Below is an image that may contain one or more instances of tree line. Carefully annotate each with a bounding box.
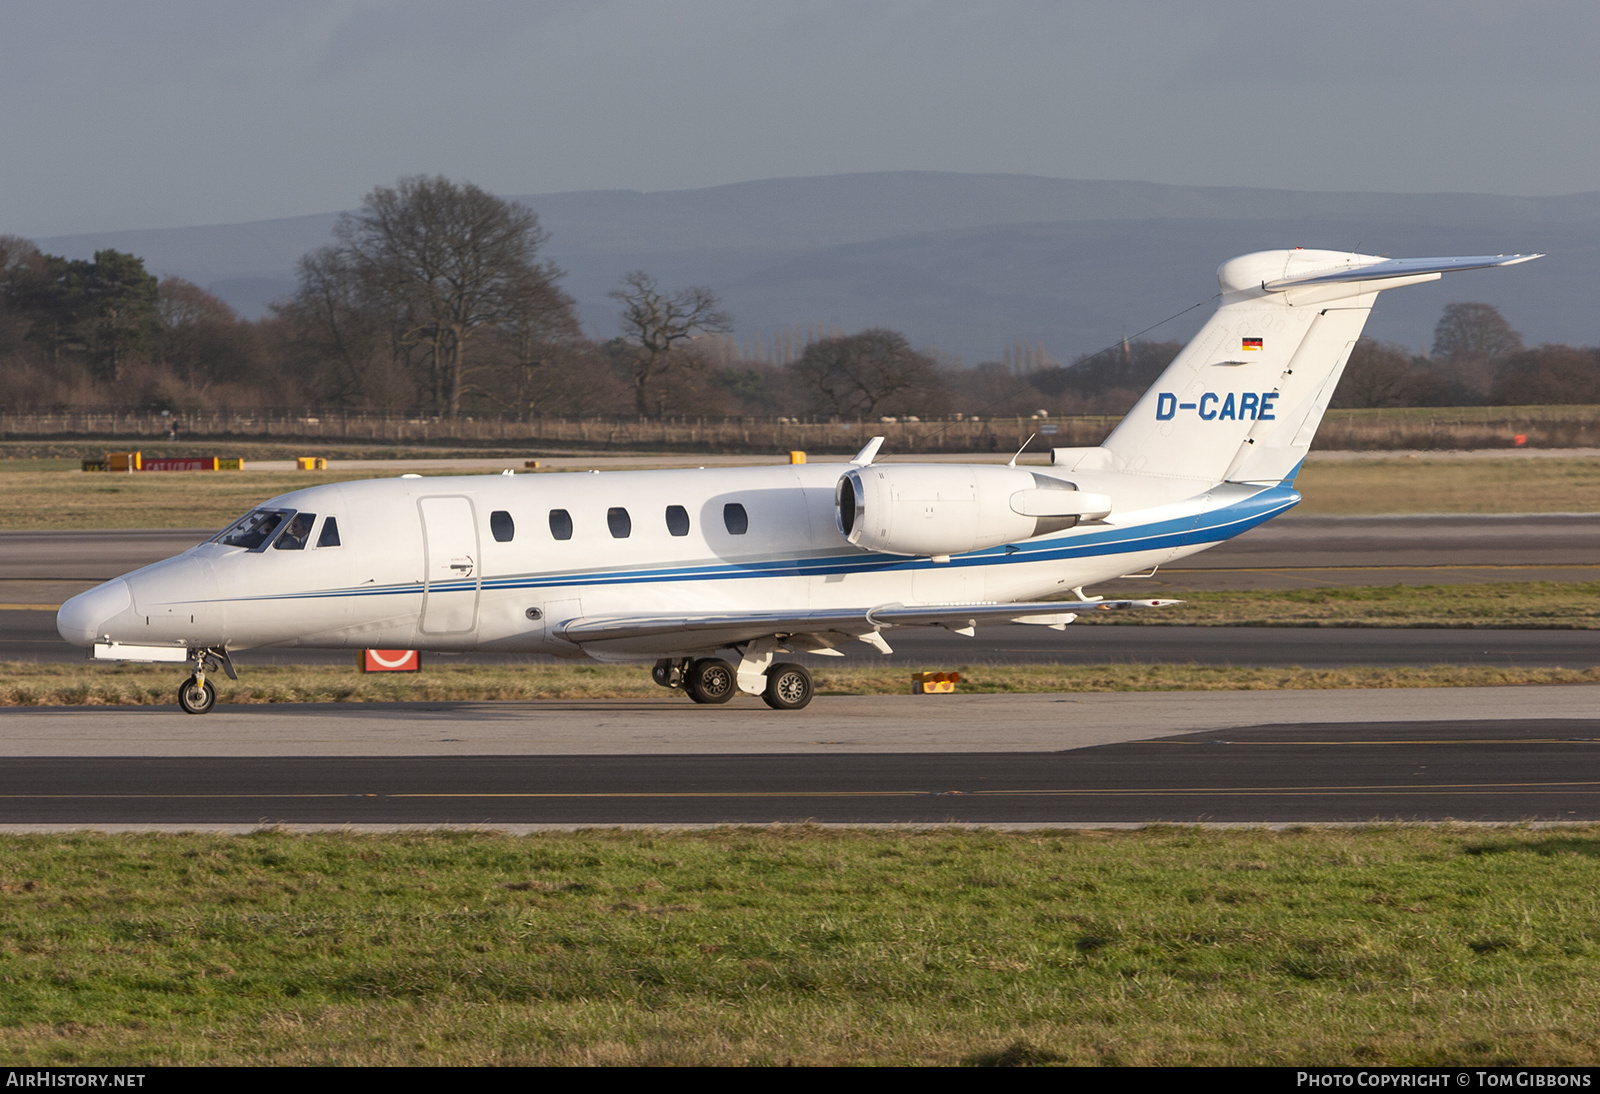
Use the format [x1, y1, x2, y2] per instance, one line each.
[4, 176, 1598, 418]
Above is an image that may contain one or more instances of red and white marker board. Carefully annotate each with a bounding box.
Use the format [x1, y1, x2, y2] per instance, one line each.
[361, 649, 419, 672]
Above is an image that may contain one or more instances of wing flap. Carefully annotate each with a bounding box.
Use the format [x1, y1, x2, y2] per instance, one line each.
[558, 598, 1181, 649]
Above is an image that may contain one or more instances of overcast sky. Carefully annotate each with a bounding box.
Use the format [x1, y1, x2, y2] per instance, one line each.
[5, 0, 1598, 236]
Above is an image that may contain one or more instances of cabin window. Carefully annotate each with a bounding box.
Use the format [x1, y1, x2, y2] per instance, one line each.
[490, 510, 515, 543]
[273, 512, 316, 551]
[317, 516, 341, 548]
[723, 502, 749, 535]
[216, 509, 287, 549]
[665, 505, 690, 536]
[549, 509, 573, 541]
[608, 507, 632, 539]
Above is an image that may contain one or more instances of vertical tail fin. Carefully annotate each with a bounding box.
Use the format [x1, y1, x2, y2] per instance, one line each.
[1099, 249, 1541, 485]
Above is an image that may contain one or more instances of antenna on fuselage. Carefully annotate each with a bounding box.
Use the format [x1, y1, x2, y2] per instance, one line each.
[850, 436, 885, 466]
[1007, 433, 1037, 468]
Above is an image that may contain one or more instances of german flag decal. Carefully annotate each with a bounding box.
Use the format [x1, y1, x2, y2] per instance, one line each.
[1242, 337, 1263, 351]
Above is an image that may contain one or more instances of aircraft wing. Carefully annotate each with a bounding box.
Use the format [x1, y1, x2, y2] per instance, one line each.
[557, 598, 1181, 654]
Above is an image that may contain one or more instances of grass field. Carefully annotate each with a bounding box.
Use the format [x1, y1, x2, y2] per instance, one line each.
[1094, 581, 1600, 628]
[4, 660, 1598, 707]
[1291, 456, 1600, 515]
[0, 454, 1595, 530]
[1, 827, 1597, 1065]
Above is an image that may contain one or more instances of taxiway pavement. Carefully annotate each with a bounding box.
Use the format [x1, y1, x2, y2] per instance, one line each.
[1, 688, 1596, 825]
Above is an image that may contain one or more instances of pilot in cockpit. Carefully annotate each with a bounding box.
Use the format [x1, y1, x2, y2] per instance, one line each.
[274, 513, 316, 551]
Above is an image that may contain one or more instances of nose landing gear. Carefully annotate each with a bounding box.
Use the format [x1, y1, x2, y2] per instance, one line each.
[176, 648, 235, 715]
[178, 675, 217, 715]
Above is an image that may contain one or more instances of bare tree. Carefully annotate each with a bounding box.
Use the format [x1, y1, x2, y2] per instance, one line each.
[328, 175, 571, 417]
[790, 329, 946, 418]
[1432, 302, 1523, 361]
[501, 263, 584, 419]
[277, 245, 419, 409]
[1490, 345, 1600, 405]
[152, 278, 245, 386]
[610, 271, 732, 418]
[1332, 339, 1418, 408]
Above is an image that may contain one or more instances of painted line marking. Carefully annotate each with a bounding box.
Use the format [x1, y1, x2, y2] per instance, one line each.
[1144, 738, 1600, 746]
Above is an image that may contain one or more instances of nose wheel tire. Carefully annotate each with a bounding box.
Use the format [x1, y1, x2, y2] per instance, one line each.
[177, 676, 217, 715]
[762, 663, 814, 711]
[685, 658, 737, 704]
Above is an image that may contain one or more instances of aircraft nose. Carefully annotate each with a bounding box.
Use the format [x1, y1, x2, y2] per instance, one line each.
[57, 578, 132, 646]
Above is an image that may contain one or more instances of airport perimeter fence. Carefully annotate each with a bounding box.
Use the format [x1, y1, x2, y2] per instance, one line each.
[0, 406, 1596, 454]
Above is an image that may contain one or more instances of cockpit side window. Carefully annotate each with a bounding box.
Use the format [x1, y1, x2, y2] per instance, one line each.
[216, 509, 289, 550]
[274, 512, 316, 550]
[317, 516, 341, 548]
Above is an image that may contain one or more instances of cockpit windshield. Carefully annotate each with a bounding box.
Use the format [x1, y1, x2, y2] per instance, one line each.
[214, 509, 292, 550]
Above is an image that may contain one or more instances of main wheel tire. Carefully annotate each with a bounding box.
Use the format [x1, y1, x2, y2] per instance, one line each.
[177, 676, 217, 715]
[651, 659, 675, 688]
[762, 662, 814, 711]
[685, 658, 737, 704]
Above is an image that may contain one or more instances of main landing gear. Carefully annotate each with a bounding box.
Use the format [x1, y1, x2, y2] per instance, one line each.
[761, 663, 814, 711]
[652, 657, 815, 710]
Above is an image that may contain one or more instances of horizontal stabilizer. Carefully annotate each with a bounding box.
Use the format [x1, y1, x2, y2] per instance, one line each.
[1261, 253, 1542, 292]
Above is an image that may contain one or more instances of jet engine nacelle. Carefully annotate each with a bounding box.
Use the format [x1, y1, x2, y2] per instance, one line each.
[835, 464, 1112, 558]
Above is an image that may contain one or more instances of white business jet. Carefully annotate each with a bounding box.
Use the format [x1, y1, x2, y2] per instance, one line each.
[57, 249, 1539, 713]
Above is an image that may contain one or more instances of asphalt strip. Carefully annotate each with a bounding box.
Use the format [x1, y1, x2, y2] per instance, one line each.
[1, 684, 1595, 757]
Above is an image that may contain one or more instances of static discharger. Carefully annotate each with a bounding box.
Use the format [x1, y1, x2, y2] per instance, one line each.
[912, 671, 960, 695]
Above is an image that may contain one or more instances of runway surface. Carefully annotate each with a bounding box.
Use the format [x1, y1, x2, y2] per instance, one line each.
[1, 688, 1596, 825]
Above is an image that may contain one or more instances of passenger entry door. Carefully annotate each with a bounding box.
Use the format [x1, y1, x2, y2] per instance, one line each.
[418, 496, 481, 635]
